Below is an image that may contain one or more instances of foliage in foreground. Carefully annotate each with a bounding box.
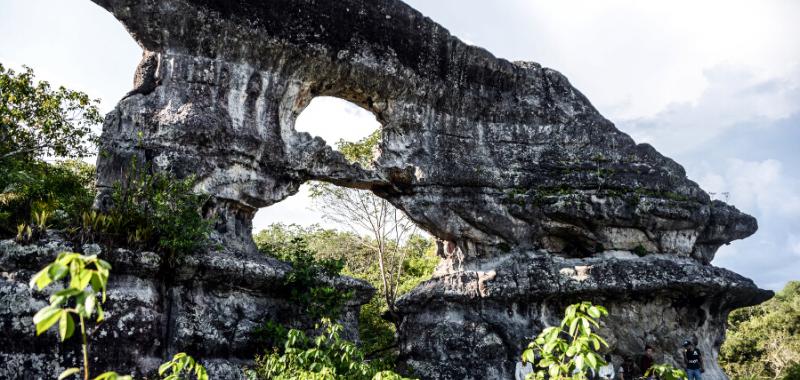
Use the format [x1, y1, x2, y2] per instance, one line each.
[645, 363, 688, 380]
[31, 251, 208, 380]
[721, 281, 800, 379]
[247, 319, 412, 380]
[521, 302, 610, 380]
[522, 302, 688, 380]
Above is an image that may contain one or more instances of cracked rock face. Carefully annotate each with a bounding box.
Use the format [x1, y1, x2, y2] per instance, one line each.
[72, 0, 773, 379]
[0, 238, 372, 379]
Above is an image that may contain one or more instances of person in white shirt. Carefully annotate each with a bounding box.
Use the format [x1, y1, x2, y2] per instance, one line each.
[598, 354, 616, 380]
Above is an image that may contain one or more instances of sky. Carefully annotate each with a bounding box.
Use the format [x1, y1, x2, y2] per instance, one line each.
[1, 0, 798, 290]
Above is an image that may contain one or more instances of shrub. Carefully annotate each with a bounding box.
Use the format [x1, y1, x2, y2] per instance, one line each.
[632, 245, 647, 257]
[0, 159, 95, 238]
[105, 163, 213, 258]
[247, 319, 412, 380]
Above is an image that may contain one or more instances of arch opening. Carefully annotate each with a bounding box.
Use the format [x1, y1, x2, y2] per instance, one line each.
[252, 96, 439, 352]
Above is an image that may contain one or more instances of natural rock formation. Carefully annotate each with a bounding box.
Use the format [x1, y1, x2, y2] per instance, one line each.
[397, 252, 769, 379]
[0, 236, 371, 379]
[90, 0, 754, 264]
[1, 0, 772, 379]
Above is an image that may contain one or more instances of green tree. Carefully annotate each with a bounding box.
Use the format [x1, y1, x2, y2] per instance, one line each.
[721, 281, 800, 379]
[310, 130, 425, 319]
[0, 63, 100, 238]
[0, 63, 101, 161]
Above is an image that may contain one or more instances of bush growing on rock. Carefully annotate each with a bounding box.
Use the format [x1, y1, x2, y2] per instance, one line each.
[246, 318, 413, 380]
[103, 163, 213, 258]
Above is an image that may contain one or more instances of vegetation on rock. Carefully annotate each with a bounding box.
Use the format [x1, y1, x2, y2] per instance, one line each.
[1, 64, 213, 257]
[247, 319, 412, 380]
[253, 223, 437, 367]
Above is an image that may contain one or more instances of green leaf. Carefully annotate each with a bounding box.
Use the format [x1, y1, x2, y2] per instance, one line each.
[84, 293, 97, 316]
[58, 367, 81, 379]
[522, 348, 536, 364]
[158, 361, 172, 375]
[587, 306, 601, 319]
[586, 352, 598, 368]
[575, 354, 585, 370]
[48, 262, 69, 281]
[78, 269, 92, 290]
[30, 266, 53, 290]
[52, 287, 82, 299]
[33, 307, 61, 335]
[569, 318, 579, 336]
[58, 310, 75, 341]
[548, 364, 560, 378]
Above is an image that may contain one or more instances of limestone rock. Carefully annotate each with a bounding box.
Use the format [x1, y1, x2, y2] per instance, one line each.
[56, 1, 774, 379]
[396, 252, 771, 379]
[91, 0, 754, 264]
[0, 238, 372, 379]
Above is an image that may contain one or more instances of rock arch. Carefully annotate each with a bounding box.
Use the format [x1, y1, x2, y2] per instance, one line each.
[79, 0, 773, 379]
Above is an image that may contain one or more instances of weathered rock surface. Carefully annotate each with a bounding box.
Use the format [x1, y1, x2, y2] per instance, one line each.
[91, 0, 754, 264]
[397, 252, 771, 379]
[0, 237, 372, 379]
[4, 0, 766, 379]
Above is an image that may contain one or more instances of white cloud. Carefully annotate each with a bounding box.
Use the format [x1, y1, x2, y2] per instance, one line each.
[517, 0, 800, 120]
[695, 158, 800, 217]
[618, 66, 800, 156]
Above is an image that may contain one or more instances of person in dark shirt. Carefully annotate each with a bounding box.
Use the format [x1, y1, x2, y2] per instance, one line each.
[640, 345, 655, 379]
[683, 340, 704, 380]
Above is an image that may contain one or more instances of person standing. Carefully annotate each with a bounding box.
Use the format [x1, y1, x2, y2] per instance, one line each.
[639, 345, 655, 379]
[682, 340, 705, 380]
[617, 356, 633, 380]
